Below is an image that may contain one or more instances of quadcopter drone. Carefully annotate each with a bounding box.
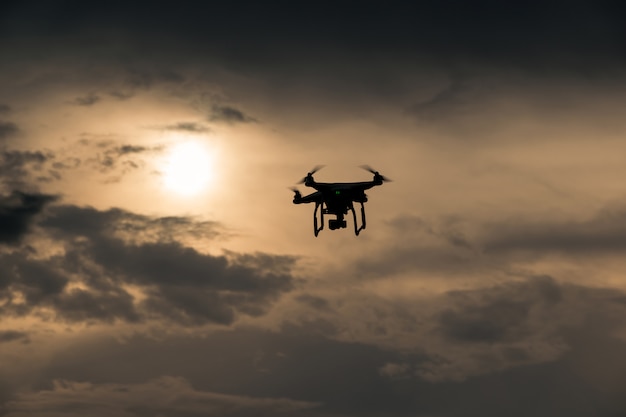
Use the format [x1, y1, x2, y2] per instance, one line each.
[291, 165, 391, 236]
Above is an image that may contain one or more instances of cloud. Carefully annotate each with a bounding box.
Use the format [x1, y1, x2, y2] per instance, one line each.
[0, 121, 19, 140]
[436, 276, 562, 345]
[3, 376, 320, 417]
[77, 141, 158, 179]
[482, 205, 626, 254]
[31, 325, 416, 416]
[366, 206, 626, 282]
[24, 310, 626, 417]
[84, 238, 293, 325]
[0, 204, 295, 325]
[0, 191, 57, 245]
[408, 80, 473, 124]
[209, 105, 257, 124]
[0, 104, 11, 114]
[109, 69, 186, 100]
[72, 93, 101, 106]
[162, 122, 212, 133]
[0, 149, 62, 188]
[0, 330, 29, 344]
[295, 294, 331, 311]
[115, 145, 149, 155]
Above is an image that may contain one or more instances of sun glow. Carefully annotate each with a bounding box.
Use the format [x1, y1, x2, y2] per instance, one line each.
[163, 141, 214, 196]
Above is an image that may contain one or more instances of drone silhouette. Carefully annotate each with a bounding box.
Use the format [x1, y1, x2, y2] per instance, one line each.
[291, 165, 391, 236]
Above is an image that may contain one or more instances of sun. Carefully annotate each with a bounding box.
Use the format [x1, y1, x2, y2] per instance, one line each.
[162, 141, 214, 196]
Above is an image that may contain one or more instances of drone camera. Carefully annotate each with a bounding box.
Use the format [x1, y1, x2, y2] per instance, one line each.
[329, 219, 347, 230]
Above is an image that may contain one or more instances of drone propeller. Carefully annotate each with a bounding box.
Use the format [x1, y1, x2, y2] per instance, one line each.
[298, 165, 325, 184]
[359, 165, 392, 182]
[289, 187, 302, 198]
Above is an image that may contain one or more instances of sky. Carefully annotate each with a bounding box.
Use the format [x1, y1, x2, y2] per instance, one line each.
[2, 1, 626, 416]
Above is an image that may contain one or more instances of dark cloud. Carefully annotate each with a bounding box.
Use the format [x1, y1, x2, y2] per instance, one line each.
[20, 303, 626, 417]
[437, 276, 563, 344]
[0, 121, 18, 140]
[296, 294, 331, 311]
[162, 122, 211, 133]
[115, 145, 148, 155]
[0, 104, 11, 113]
[483, 205, 626, 254]
[124, 69, 153, 90]
[351, 215, 479, 280]
[209, 105, 257, 124]
[0, 149, 60, 187]
[83, 238, 293, 325]
[0, 149, 48, 171]
[157, 70, 185, 84]
[108, 90, 134, 100]
[80, 142, 156, 177]
[0, 249, 140, 323]
[370, 207, 626, 281]
[4, 376, 320, 417]
[0, 204, 295, 325]
[43, 205, 222, 243]
[11, 256, 69, 304]
[0, 330, 29, 344]
[407, 80, 481, 128]
[52, 288, 140, 323]
[72, 93, 101, 106]
[107, 69, 185, 100]
[0, 191, 57, 244]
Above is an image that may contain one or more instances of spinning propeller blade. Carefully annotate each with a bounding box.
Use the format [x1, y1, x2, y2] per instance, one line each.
[298, 165, 325, 183]
[359, 165, 392, 182]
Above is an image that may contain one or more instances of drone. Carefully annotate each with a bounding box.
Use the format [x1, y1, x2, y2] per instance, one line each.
[291, 165, 391, 236]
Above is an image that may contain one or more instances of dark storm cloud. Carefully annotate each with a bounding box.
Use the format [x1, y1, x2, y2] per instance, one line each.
[0, 191, 56, 244]
[72, 93, 101, 106]
[0, 121, 18, 140]
[1, 204, 295, 325]
[209, 105, 257, 124]
[0, 104, 11, 113]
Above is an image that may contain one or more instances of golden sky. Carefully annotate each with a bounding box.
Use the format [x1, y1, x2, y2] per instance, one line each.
[2, 2, 626, 416]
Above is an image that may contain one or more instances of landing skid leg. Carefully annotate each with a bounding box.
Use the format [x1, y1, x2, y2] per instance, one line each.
[313, 202, 324, 237]
[350, 202, 367, 236]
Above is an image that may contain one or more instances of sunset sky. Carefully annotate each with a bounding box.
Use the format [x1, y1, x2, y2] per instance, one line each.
[2, 1, 626, 416]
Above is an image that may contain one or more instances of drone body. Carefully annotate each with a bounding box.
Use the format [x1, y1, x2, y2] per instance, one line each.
[291, 166, 390, 236]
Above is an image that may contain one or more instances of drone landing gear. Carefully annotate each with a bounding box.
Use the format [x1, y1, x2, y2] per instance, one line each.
[313, 201, 324, 237]
[350, 202, 366, 236]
